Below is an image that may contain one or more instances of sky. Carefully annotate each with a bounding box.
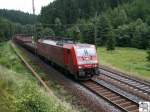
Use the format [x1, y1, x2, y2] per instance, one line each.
[0, 0, 54, 14]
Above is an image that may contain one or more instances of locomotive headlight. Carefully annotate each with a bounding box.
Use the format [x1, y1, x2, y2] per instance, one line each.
[93, 64, 98, 67]
[95, 60, 98, 63]
[94, 64, 98, 67]
[78, 66, 82, 69]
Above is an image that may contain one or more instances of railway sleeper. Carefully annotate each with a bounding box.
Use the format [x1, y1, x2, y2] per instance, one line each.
[122, 81, 132, 84]
[105, 93, 117, 97]
[92, 86, 103, 90]
[137, 84, 146, 88]
[87, 84, 98, 88]
[147, 89, 150, 91]
[97, 90, 108, 93]
[113, 99, 126, 104]
[85, 82, 98, 86]
[94, 88, 106, 92]
[129, 109, 139, 112]
[102, 92, 113, 97]
[141, 86, 150, 89]
[105, 93, 116, 97]
[119, 102, 132, 107]
[109, 96, 121, 101]
[124, 105, 138, 111]
[130, 83, 140, 86]
[100, 91, 112, 95]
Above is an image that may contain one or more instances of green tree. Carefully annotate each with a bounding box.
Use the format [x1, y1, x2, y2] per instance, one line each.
[131, 18, 149, 49]
[0, 18, 5, 42]
[39, 0, 150, 49]
[0, 33, 5, 42]
[0, 18, 13, 40]
[42, 27, 55, 37]
[108, 8, 128, 28]
[147, 42, 150, 62]
[54, 18, 63, 36]
[97, 15, 112, 46]
[115, 24, 131, 47]
[0, 9, 37, 25]
[106, 29, 116, 51]
[73, 26, 80, 41]
[40, 0, 131, 25]
[79, 21, 95, 44]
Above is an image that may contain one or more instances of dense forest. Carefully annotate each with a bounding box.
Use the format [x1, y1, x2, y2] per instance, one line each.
[0, 9, 37, 25]
[0, 9, 37, 42]
[0, 0, 150, 50]
[40, 0, 134, 24]
[0, 17, 35, 41]
[0, 9, 55, 42]
[40, 0, 150, 49]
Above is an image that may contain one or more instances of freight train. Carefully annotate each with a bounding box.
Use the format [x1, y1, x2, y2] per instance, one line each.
[13, 34, 100, 80]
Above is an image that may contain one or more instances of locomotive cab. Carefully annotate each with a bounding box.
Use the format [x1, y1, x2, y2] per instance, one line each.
[74, 44, 99, 79]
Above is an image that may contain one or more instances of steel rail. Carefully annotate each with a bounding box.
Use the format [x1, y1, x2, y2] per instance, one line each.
[81, 79, 139, 112]
[99, 73, 150, 99]
[99, 66, 150, 87]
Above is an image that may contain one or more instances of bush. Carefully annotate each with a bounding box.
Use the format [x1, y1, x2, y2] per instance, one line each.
[0, 65, 76, 112]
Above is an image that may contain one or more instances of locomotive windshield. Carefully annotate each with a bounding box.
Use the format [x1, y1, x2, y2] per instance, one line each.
[76, 48, 96, 56]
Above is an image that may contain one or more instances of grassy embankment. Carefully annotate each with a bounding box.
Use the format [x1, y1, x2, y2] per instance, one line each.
[0, 42, 77, 112]
[98, 47, 150, 81]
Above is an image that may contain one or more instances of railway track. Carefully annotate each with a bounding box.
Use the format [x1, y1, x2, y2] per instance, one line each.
[82, 79, 139, 112]
[99, 66, 150, 101]
[12, 42, 146, 112]
[12, 42, 115, 112]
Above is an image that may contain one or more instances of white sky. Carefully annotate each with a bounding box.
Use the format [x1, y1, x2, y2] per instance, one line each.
[0, 0, 54, 14]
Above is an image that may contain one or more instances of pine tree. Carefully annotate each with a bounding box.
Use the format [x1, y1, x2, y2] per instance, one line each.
[54, 18, 63, 36]
[97, 15, 112, 46]
[73, 26, 80, 41]
[81, 22, 95, 44]
[106, 30, 116, 51]
[42, 27, 55, 37]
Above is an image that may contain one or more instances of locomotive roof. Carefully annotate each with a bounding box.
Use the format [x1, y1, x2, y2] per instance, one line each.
[39, 39, 95, 49]
[74, 44, 94, 47]
[42, 40, 57, 45]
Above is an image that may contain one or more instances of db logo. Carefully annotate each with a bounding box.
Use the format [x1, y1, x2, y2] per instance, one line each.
[139, 102, 150, 112]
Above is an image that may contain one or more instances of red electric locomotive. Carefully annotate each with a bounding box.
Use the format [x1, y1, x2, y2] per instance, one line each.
[14, 35, 100, 80]
[37, 39, 99, 80]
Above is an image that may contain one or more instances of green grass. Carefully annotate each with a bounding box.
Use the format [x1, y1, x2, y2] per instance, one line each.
[97, 47, 150, 80]
[0, 42, 35, 80]
[0, 42, 78, 112]
[0, 65, 77, 112]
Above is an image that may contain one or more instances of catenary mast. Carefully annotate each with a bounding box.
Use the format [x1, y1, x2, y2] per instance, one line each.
[32, 0, 35, 15]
